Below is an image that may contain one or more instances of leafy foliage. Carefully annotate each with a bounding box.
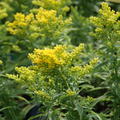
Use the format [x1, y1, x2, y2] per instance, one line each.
[0, 0, 120, 120]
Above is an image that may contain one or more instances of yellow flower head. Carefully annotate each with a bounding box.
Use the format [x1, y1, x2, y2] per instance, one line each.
[32, 0, 71, 14]
[28, 45, 67, 69]
[34, 90, 51, 99]
[0, 9, 8, 19]
[6, 44, 98, 103]
[7, 12, 34, 35]
[28, 44, 85, 70]
[66, 90, 76, 96]
[0, 60, 3, 65]
[70, 58, 99, 76]
[90, 2, 120, 41]
[7, 8, 71, 43]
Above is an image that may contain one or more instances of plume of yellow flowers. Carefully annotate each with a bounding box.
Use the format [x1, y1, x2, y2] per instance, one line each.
[90, 2, 120, 43]
[34, 90, 51, 99]
[32, 0, 71, 14]
[0, 60, 3, 65]
[7, 13, 34, 35]
[66, 89, 76, 96]
[7, 8, 71, 43]
[71, 58, 99, 77]
[0, 2, 13, 20]
[0, 9, 8, 20]
[7, 44, 98, 101]
[28, 44, 84, 70]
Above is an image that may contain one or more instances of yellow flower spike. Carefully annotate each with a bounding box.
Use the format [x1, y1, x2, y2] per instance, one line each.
[7, 8, 71, 42]
[6, 44, 98, 103]
[15, 67, 36, 82]
[90, 58, 99, 65]
[70, 44, 84, 59]
[90, 17, 102, 27]
[70, 66, 82, 72]
[0, 9, 8, 19]
[54, 45, 66, 55]
[28, 47, 64, 69]
[90, 2, 120, 44]
[15, 13, 25, 21]
[6, 74, 20, 82]
[32, 0, 71, 14]
[0, 60, 3, 65]
[34, 90, 51, 99]
[90, 2, 119, 27]
[66, 90, 76, 96]
[28, 44, 85, 71]
[70, 58, 99, 77]
[25, 13, 34, 22]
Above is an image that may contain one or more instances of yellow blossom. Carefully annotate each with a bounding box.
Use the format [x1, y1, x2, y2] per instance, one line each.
[34, 90, 51, 99]
[90, 58, 99, 65]
[66, 90, 76, 96]
[0, 9, 8, 19]
[90, 2, 120, 42]
[6, 44, 98, 103]
[28, 44, 85, 70]
[12, 45, 21, 52]
[32, 0, 71, 14]
[7, 8, 71, 43]
[0, 1, 13, 19]
[28, 45, 67, 69]
[0, 60, 3, 65]
[71, 58, 99, 76]
[70, 43, 84, 59]
[14, 67, 36, 82]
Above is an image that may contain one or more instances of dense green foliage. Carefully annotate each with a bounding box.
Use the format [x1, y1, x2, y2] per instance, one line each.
[0, 0, 120, 120]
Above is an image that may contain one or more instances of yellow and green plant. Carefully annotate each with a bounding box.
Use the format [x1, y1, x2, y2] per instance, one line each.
[7, 44, 99, 119]
[7, 8, 71, 46]
[32, 0, 71, 15]
[90, 2, 120, 119]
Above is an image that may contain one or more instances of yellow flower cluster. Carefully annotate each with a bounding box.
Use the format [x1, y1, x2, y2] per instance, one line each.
[32, 0, 71, 14]
[12, 45, 21, 52]
[7, 13, 34, 35]
[28, 44, 84, 69]
[71, 43, 84, 58]
[90, 2, 120, 26]
[90, 2, 120, 40]
[71, 58, 99, 76]
[0, 2, 13, 19]
[66, 90, 76, 96]
[7, 8, 71, 41]
[0, 9, 8, 19]
[7, 67, 36, 84]
[29, 46, 65, 69]
[7, 44, 98, 101]
[0, 60, 3, 65]
[34, 90, 51, 99]
[15, 67, 36, 81]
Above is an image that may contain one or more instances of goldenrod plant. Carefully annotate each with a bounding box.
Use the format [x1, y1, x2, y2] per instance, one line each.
[0, 0, 71, 119]
[107, 0, 120, 3]
[7, 8, 71, 46]
[0, 0, 120, 119]
[90, 2, 120, 119]
[0, 0, 33, 21]
[0, 1, 13, 20]
[32, 0, 71, 15]
[7, 44, 100, 120]
[0, 0, 71, 74]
